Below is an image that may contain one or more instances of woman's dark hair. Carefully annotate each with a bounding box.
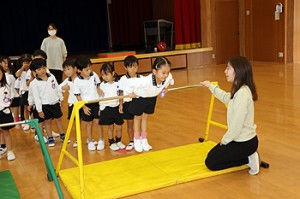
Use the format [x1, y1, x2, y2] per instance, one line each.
[0, 66, 8, 87]
[74, 56, 92, 70]
[100, 62, 119, 81]
[228, 56, 258, 101]
[124, 55, 138, 68]
[48, 23, 57, 30]
[152, 56, 171, 70]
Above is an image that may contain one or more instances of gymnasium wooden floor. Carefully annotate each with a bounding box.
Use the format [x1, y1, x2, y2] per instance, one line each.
[1, 62, 300, 199]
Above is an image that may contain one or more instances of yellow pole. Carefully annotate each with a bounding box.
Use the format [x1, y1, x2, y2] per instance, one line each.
[74, 101, 86, 199]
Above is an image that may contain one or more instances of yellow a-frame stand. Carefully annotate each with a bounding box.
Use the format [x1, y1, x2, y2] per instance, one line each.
[201, 82, 227, 142]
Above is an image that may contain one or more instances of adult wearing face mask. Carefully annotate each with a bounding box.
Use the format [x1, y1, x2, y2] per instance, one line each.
[41, 23, 67, 84]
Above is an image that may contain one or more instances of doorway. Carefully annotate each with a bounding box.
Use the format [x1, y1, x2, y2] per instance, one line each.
[215, 0, 240, 64]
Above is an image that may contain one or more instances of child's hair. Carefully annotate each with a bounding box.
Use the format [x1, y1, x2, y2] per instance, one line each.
[74, 56, 92, 71]
[100, 62, 119, 81]
[0, 56, 9, 64]
[152, 56, 171, 70]
[62, 58, 75, 69]
[30, 58, 46, 71]
[0, 56, 17, 76]
[32, 49, 47, 60]
[20, 53, 32, 63]
[227, 56, 258, 101]
[0, 66, 8, 87]
[124, 55, 139, 68]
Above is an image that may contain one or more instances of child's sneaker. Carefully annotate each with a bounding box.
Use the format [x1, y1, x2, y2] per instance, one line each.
[0, 147, 7, 155]
[60, 134, 71, 143]
[73, 141, 78, 148]
[22, 124, 30, 131]
[116, 141, 126, 149]
[34, 134, 48, 143]
[96, 140, 105, 151]
[86, 138, 98, 145]
[141, 138, 152, 151]
[125, 142, 134, 151]
[109, 143, 120, 151]
[7, 150, 16, 161]
[52, 131, 60, 138]
[88, 142, 96, 151]
[48, 137, 55, 147]
[134, 138, 143, 152]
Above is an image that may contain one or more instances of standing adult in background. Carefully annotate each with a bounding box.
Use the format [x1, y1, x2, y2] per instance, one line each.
[41, 23, 67, 84]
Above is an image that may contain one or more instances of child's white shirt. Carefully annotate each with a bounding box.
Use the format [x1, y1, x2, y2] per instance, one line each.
[73, 72, 101, 101]
[29, 73, 63, 112]
[18, 70, 29, 94]
[125, 73, 174, 97]
[119, 74, 143, 102]
[5, 73, 19, 98]
[99, 81, 120, 111]
[0, 77, 14, 111]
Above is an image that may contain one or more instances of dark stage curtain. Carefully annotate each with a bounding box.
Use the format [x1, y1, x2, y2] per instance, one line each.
[0, 1, 109, 56]
[174, 0, 201, 50]
[109, 0, 153, 51]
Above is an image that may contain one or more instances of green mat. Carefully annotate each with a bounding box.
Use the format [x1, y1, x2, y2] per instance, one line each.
[0, 170, 21, 199]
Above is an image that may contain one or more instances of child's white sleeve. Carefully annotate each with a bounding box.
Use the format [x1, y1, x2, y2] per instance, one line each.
[30, 81, 43, 112]
[28, 86, 34, 106]
[55, 79, 64, 101]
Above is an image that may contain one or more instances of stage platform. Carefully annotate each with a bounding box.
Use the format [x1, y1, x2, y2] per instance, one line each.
[90, 47, 214, 75]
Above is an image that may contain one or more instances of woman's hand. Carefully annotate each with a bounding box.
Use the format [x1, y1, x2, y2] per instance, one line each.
[200, 81, 211, 88]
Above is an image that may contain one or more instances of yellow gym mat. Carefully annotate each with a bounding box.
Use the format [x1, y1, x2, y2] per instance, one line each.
[59, 141, 247, 199]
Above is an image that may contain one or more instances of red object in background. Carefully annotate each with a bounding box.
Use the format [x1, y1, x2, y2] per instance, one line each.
[157, 42, 167, 51]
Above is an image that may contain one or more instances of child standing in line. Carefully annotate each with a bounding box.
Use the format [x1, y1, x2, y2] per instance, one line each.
[0, 56, 20, 129]
[126, 56, 174, 152]
[29, 58, 66, 147]
[99, 63, 125, 151]
[119, 55, 141, 150]
[27, 50, 60, 143]
[73, 56, 104, 151]
[0, 66, 16, 160]
[59, 59, 80, 148]
[15, 54, 32, 131]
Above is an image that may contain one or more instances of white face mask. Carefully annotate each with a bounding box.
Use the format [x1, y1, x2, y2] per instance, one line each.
[48, 30, 57, 36]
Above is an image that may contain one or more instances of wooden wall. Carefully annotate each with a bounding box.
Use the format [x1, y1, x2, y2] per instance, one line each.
[294, 1, 300, 63]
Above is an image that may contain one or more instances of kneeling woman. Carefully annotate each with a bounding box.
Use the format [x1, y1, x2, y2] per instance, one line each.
[200, 56, 260, 175]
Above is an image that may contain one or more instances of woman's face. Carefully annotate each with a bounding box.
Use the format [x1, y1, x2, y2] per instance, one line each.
[225, 63, 235, 82]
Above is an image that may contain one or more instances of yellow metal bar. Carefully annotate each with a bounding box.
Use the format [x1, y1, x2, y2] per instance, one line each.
[74, 101, 86, 199]
[204, 92, 215, 141]
[56, 102, 76, 175]
[62, 149, 79, 166]
[209, 121, 228, 129]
